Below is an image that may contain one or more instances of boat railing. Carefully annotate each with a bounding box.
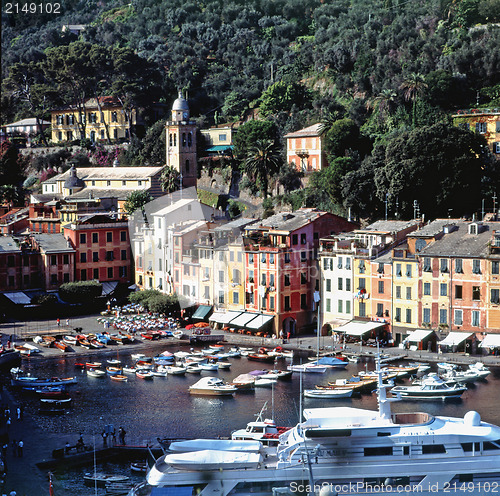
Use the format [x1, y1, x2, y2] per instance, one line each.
[392, 412, 433, 425]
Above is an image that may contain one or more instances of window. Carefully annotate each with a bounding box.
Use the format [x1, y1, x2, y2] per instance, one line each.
[249, 270, 254, 283]
[337, 257, 343, 269]
[121, 249, 127, 260]
[301, 273, 307, 285]
[93, 269, 99, 280]
[103, 231, 112, 243]
[175, 270, 179, 282]
[338, 300, 343, 313]
[230, 251, 234, 262]
[406, 287, 412, 300]
[301, 294, 307, 309]
[345, 300, 351, 314]
[219, 270, 224, 283]
[406, 264, 412, 277]
[261, 296, 267, 309]
[158, 259, 162, 271]
[238, 252, 242, 263]
[491, 289, 500, 304]
[63, 254, 69, 265]
[108, 267, 113, 279]
[63, 273, 70, 283]
[326, 279, 331, 292]
[233, 269, 241, 284]
[81, 269, 87, 281]
[219, 251, 224, 262]
[269, 253, 275, 264]
[111, 111, 118, 123]
[378, 280, 384, 294]
[269, 273, 275, 287]
[120, 231, 127, 242]
[80, 253, 87, 263]
[345, 258, 351, 270]
[358, 278, 366, 290]
[439, 309, 447, 324]
[261, 253, 266, 264]
[471, 310, 479, 327]
[292, 234, 298, 245]
[93, 252, 99, 262]
[359, 301, 366, 317]
[376, 303, 384, 317]
[92, 232, 98, 243]
[472, 260, 481, 274]
[395, 307, 401, 322]
[269, 296, 275, 311]
[261, 273, 267, 286]
[424, 282, 431, 296]
[405, 309, 412, 324]
[440, 283, 447, 296]
[105, 251, 114, 261]
[218, 291, 224, 304]
[300, 233, 306, 244]
[284, 253, 290, 263]
[326, 299, 331, 312]
[493, 261, 500, 275]
[249, 253, 254, 264]
[440, 259, 448, 273]
[338, 278, 343, 291]
[454, 309, 463, 326]
[300, 251, 307, 262]
[284, 296, 291, 311]
[455, 285, 463, 299]
[358, 260, 365, 273]
[495, 142, 500, 154]
[233, 292, 239, 304]
[455, 258, 463, 273]
[423, 257, 432, 272]
[218, 133, 226, 141]
[346, 278, 351, 291]
[284, 274, 290, 286]
[396, 263, 402, 277]
[204, 286, 210, 299]
[475, 122, 486, 134]
[472, 286, 480, 301]
[119, 266, 127, 278]
[80, 233, 86, 244]
[423, 307, 430, 324]
[396, 286, 401, 299]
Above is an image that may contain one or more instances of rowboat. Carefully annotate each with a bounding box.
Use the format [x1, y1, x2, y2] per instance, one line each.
[54, 341, 69, 352]
[110, 374, 128, 382]
[83, 473, 130, 487]
[87, 369, 105, 378]
[107, 359, 122, 366]
[63, 335, 78, 346]
[136, 369, 154, 380]
[304, 388, 353, 399]
[86, 362, 102, 368]
[106, 366, 122, 376]
[130, 462, 147, 473]
[122, 366, 137, 374]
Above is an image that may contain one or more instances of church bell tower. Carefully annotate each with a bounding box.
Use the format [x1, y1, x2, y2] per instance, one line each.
[165, 91, 197, 189]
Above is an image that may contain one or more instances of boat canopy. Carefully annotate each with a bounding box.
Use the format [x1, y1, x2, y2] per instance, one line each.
[169, 439, 262, 453]
[438, 331, 473, 346]
[479, 333, 500, 348]
[405, 329, 434, 342]
[191, 305, 213, 321]
[3, 292, 31, 305]
[314, 357, 348, 366]
[336, 321, 384, 336]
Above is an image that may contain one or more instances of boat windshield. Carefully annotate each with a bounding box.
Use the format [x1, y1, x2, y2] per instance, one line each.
[392, 412, 433, 425]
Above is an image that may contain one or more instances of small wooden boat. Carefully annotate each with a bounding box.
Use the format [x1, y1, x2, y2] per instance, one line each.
[136, 369, 154, 380]
[247, 354, 276, 363]
[304, 388, 353, 399]
[185, 365, 202, 374]
[106, 366, 122, 376]
[38, 335, 56, 347]
[63, 335, 78, 346]
[90, 339, 105, 349]
[86, 362, 102, 369]
[122, 366, 137, 374]
[40, 396, 72, 405]
[110, 374, 128, 382]
[53, 341, 69, 352]
[130, 461, 147, 473]
[166, 366, 187, 375]
[83, 473, 130, 487]
[35, 388, 70, 399]
[15, 343, 40, 356]
[87, 369, 105, 378]
[107, 359, 122, 366]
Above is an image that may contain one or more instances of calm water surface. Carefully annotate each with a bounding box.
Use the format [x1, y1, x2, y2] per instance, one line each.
[15, 343, 500, 494]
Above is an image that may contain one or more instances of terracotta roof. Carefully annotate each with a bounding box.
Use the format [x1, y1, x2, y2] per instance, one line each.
[284, 123, 322, 138]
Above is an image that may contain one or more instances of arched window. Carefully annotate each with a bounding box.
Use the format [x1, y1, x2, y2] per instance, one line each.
[185, 159, 190, 173]
[169, 133, 173, 146]
[187, 132, 192, 147]
[173, 133, 176, 146]
[182, 133, 186, 147]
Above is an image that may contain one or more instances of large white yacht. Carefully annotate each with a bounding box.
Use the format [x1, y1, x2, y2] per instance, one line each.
[129, 359, 500, 496]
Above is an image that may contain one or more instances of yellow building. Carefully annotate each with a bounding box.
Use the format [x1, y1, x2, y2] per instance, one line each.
[452, 108, 500, 158]
[51, 97, 137, 144]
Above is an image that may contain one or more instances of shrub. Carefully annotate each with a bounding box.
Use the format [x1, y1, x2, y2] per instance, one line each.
[31, 293, 58, 306]
[59, 280, 102, 303]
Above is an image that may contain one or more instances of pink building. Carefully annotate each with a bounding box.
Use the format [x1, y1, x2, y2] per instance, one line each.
[284, 123, 327, 173]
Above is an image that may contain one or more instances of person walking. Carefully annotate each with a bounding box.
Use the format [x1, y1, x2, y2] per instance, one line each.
[56, 318, 60, 327]
[101, 431, 108, 448]
[17, 440, 23, 457]
[16, 408, 21, 421]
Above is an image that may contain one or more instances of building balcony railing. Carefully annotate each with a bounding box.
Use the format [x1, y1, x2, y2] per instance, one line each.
[453, 108, 500, 116]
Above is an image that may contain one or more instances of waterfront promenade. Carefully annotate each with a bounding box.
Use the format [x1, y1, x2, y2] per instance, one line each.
[1, 313, 499, 494]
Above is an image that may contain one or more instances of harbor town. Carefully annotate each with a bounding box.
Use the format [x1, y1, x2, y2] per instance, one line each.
[2, 0, 500, 493]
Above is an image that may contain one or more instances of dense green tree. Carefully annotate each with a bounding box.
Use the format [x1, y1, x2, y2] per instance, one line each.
[233, 120, 279, 162]
[59, 280, 103, 303]
[399, 73, 428, 128]
[278, 163, 304, 194]
[258, 81, 309, 118]
[160, 166, 181, 193]
[123, 190, 153, 215]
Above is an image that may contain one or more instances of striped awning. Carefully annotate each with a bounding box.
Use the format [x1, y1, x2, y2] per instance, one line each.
[246, 314, 274, 330]
[336, 321, 385, 336]
[479, 334, 500, 348]
[406, 329, 434, 342]
[209, 311, 242, 324]
[438, 332, 473, 346]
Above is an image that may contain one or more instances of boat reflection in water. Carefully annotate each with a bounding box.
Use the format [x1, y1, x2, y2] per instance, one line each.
[128, 357, 500, 496]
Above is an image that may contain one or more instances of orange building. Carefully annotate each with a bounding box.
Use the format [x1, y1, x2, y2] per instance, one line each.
[284, 123, 327, 173]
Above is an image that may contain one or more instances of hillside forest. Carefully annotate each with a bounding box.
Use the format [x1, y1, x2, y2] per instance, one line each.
[1, 0, 499, 221]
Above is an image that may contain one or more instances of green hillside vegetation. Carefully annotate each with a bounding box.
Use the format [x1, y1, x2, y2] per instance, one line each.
[1, 0, 499, 220]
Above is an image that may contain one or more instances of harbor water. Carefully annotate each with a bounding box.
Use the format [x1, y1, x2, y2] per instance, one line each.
[12, 343, 500, 494]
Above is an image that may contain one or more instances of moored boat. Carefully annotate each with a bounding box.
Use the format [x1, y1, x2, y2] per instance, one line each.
[53, 340, 69, 352]
[304, 388, 353, 399]
[189, 377, 237, 396]
[110, 374, 128, 382]
[87, 369, 105, 378]
[106, 366, 122, 376]
[83, 473, 130, 487]
[136, 369, 154, 380]
[391, 374, 467, 399]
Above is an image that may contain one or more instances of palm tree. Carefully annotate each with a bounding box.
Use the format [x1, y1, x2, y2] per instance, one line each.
[244, 139, 282, 199]
[368, 89, 398, 117]
[400, 72, 428, 127]
[160, 166, 180, 193]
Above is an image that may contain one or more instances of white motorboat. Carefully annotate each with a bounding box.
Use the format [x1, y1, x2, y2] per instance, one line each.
[437, 362, 458, 371]
[152, 366, 168, 377]
[83, 473, 130, 487]
[408, 361, 431, 373]
[469, 362, 490, 378]
[198, 360, 218, 371]
[391, 374, 467, 399]
[140, 356, 500, 496]
[185, 364, 202, 374]
[287, 363, 327, 373]
[188, 377, 237, 396]
[166, 366, 187, 376]
[87, 369, 105, 378]
[304, 388, 353, 399]
[441, 368, 483, 383]
[217, 360, 232, 369]
[122, 366, 137, 374]
[253, 377, 277, 387]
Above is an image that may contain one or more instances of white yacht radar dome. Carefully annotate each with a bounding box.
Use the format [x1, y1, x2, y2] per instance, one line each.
[464, 410, 481, 426]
